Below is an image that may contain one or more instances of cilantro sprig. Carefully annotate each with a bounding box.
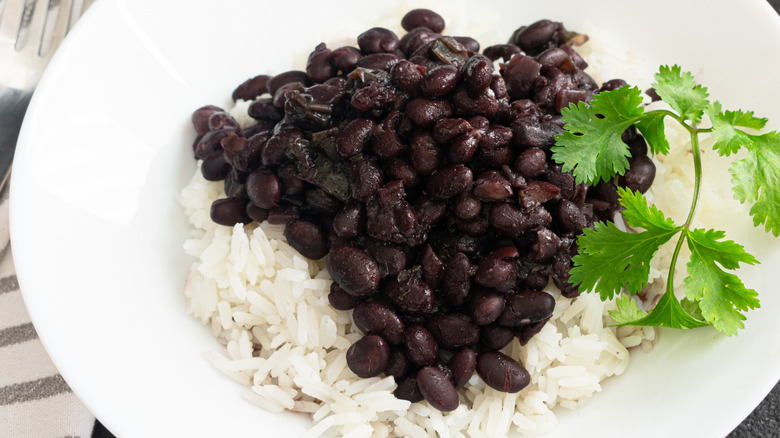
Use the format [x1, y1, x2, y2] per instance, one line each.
[551, 65, 778, 336]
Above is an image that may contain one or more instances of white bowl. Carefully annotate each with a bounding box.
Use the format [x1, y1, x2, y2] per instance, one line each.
[11, 0, 780, 437]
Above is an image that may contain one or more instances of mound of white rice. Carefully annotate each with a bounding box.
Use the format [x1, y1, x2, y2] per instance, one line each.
[178, 16, 748, 437]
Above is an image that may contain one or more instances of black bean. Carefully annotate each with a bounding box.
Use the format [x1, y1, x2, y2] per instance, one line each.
[427, 165, 473, 199]
[473, 250, 517, 292]
[385, 348, 410, 379]
[531, 227, 560, 261]
[232, 75, 270, 102]
[619, 155, 656, 193]
[473, 170, 513, 201]
[352, 302, 405, 345]
[349, 156, 384, 202]
[409, 132, 443, 175]
[497, 291, 555, 327]
[266, 204, 299, 225]
[248, 97, 285, 122]
[600, 78, 628, 93]
[306, 43, 336, 84]
[331, 46, 362, 73]
[488, 202, 527, 238]
[416, 367, 459, 412]
[476, 352, 530, 393]
[516, 316, 551, 345]
[384, 274, 434, 316]
[519, 180, 560, 209]
[368, 243, 407, 278]
[480, 323, 515, 350]
[225, 131, 269, 173]
[192, 105, 224, 136]
[513, 19, 561, 52]
[503, 54, 542, 100]
[390, 60, 425, 96]
[276, 164, 306, 196]
[210, 198, 251, 227]
[394, 377, 424, 402]
[386, 158, 420, 187]
[268, 70, 311, 96]
[448, 133, 480, 164]
[284, 219, 329, 259]
[482, 44, 522, 62]
[440, 252, 472, 307]
[420, 244, 444, 289]
[195, 129, 231, 159]
[201, 151, 231, 181]
[328, 282, 363, 311]
[262, 129, 303, 167]
[246, 204, 269, 223]
[420, 65, 460, 98]
[462, 55, 493, 98]
[333, 202, 366, 238]
[452, 191, 482, 220]
[245, 169, 281, 209]
[399, 27, 439, 56]
[558, 200, 587, 233]
[405, 98, 453, 127]
[404, 325, 438, 366]
[515, 148, 547, 179]
[451, 87, 499, 118]
[426, 314, 480, 350]
[629, 135, 649, 157]
[447, 348, 477, 389]
[358, 27, 400, 54]
[305, 188, 343, 215]
[347, 334, 391, 378]
[356, 53, 400, 72]
[327, 246, 380, 296]
[401, 9, 445, 33]
[371, 111, 407, 159]
[468, 287, 506, 326]
[454, 36, 479, 53]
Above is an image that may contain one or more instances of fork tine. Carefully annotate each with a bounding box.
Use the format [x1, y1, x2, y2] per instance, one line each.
[39, 0, 69, 56]
[0, 0, 25, 44]
[12, 0, 36, 51]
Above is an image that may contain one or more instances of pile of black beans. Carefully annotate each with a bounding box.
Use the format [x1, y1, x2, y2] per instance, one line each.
[191, 9, 655, 412]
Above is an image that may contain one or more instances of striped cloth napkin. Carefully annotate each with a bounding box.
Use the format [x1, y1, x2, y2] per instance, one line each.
[0, 184, 95, 438]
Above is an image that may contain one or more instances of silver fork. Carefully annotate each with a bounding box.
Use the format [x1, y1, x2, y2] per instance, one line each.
[0, 0, 91, 188]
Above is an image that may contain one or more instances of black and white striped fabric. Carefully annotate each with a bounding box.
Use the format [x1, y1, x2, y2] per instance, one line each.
[0, 185, 95, 437]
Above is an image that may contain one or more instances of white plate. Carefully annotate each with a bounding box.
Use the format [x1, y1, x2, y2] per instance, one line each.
[10, 0, 780, 437]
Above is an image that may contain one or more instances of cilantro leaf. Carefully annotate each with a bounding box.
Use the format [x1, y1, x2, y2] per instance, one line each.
[552, 86, 644, 185]
[652, 65, 709, 123]
[683, 228, 760, 336]
[609, 294, 648, 325]
[621, 288, 708, 329]
[635, 110, 671, 155]
[569, 190, 681, 300]
[707, 101, 767, 156]
[730, 131, 780, 236]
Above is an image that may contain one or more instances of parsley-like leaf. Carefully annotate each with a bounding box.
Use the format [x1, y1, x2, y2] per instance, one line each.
[552, 86, 644, 185]
[652, 65, 709, 123]
[622, 289, 708, 329]
[635, 110, 670, 155]
[609, 294, 648, 325]
[730, 131, 780, 236]
[684, 228, 760, 335]
[569, 189, 681, 300]
[707, 101, 767, 156]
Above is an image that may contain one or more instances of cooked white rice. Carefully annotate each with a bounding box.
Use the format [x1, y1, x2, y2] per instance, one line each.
[178, 14, 747, 437]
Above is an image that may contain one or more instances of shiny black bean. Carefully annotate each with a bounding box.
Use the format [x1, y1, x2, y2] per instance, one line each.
[420, 65, 460, 98]
[305, 188, 343, 215]
[515, 148, 547, 179]
[513, 19, 560, 52]
[385, 348, 410, 379]
[433, 118, 472, 144]
[306, 43, 336, 84]
[266, 204, 299, 225]
[195, 129, 231, 159]
[454, 36, 479, 53]
[511, 117, 561, 149]
[503, 54, 541, 100]
[555, 89, 589, 113]
[439, 252, 471, 307]
[246, 204, 268, 223]
[482, 44, 522, 62]
[336, 118, 375, 158]
[207, 111, 239, 133]
[350, 81, 397, 113]
[349, 156, 384, 201]
[347, 334, 390, 378]
[474, 251, 517, 292]
[531, 227, 560, 261]
[488, 202, 526, 238]
[420, 244, 444, 288]
[331, 46, 362, 73]
[600, 78, 628, 93]
[276, 164, 306, 196]
[267, 70, 310, 96]
[394, 377, 424, 402]
[451, 88, 499, 119]
[246, 169, 281, 209]
[210, 198, 251, 226]
[417, 367, 459, 412]
[473, 170, 512, 201]
[356, 53, 400, 72]
[447, 348, 477, 389]
[404, 325, 438, 366]
[497, 291, 555, 327]
[357, 27, 400, 54]
[232, 75, 270, 102]
[427, 165, 473, 199]
[558, 200, 587, 233]
[367, 243, 406, 278]
[620, 155, 656, 193]
[333, 202, 366, 238]
[476, 352, 530, 393]
[629, 135, 648, 157]
[352, 302, 405, 344]
[409, 132, 443, 175]
[371, 111, 406, 159]
[201, 151, 231, 181]
[284, 219, 329, 259]
[468, 287, 506, 326]
[452, 191, 482, 220]
[328, 282, 361, 311]
[480, 323, 515, 350]
[462, 55, 493, 98]
[405, 98, 453, 127]
[426, 313, 480, 349]
[327, 246, 381, 296]
[390, 60, 425, 96]
[225, 131, 270, 173]
[449, 133, 480, 164]
[248, 97, 284, 122]
[192, 105, 224, 136]
[399, 27, 439, 56]
[516, 316, 551, 345]
[386, 157, 420, 187]
[385, 274, 434, 316]
[262, 129, 303, 167]
[401, 9, 445, 33]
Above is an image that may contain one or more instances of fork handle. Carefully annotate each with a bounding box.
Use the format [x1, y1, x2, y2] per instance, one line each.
[0, 87, 34, 188]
